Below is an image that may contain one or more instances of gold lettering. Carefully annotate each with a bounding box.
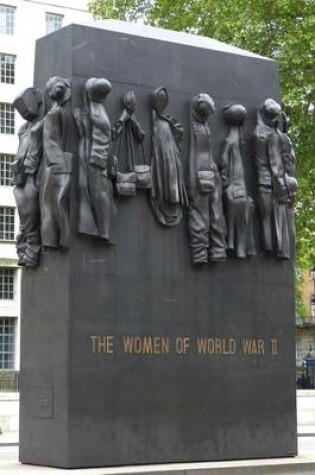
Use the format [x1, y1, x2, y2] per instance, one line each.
[89, 335, 272, 357]
[252, 340, 258, 355]
[215, 338, 222, 354]
[271, 339, 278, 355]
[196, 338, 208, 354]
[242, 338, 265, 356]
[207, 339, 215, 354]
[226, 338, 236, 355]
[122, 336, 133, 353]
[258, 339, 265, 355]
[90, 336, 98, 353]
[242, 339, 253, 355]
[134, 337, 142, 354]
[161, 337, 170, 354]
[122, 336, 170, 354]
[153, 337, 161, 354]
[196, 337, 236, 355]
[175, 337, 190, 354]
[89, 336, 114, 354]
[142, 337, 153, 354]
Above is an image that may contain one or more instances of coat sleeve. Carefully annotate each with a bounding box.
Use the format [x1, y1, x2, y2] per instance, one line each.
[24, 120, 44, 175]
[44, 109, 66, 167]
[219, 139, 230, 189]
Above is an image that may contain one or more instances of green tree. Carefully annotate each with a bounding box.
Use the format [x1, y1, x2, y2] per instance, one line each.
[89, 0, 315, 267]
[88, 0, 151, 22]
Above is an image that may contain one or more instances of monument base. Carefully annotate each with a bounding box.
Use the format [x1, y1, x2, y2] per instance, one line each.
[14, 455, 315, 475]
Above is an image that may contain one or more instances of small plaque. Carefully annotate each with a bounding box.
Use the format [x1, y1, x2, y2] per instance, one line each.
[30, 386, 53, 419]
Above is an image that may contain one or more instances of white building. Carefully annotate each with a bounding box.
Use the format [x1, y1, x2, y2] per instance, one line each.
[0, 0, 92, 390]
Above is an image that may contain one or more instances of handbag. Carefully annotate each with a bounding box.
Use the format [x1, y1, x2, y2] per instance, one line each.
[197, 170, 215, 194]
[272, 174, 297, 204]
[135, 143, 151, 189]
[114, 119, 136, 197]
[113, 99, 149, 194]
[116, 171, 137, 196]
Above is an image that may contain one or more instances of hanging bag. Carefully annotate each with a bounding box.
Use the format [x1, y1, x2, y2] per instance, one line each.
[116, 170, 137, 196]
[114, 119, 137, 196]
[134, 142, 151, 189]
[197, 170, 215, 193]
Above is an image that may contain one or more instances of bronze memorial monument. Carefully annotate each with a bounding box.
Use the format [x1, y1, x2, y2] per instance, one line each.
[17, 21, 297, 468]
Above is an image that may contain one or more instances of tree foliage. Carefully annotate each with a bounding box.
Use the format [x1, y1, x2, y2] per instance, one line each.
[88, 0, 315, 267]
[88, 0, 151, 22]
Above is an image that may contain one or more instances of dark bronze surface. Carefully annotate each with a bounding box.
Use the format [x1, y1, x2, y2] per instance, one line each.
[74, 77, 116, 241]
[40, 76, 72, 248]
[12, 88, 44, 266]
[219, 103, 256, 258]
[19, 24, 297, 469]
[252, 99, 297, 259]
[150, 86, 188, 226]
[188, 94, 227, 264]
[112, 91, 149, 194]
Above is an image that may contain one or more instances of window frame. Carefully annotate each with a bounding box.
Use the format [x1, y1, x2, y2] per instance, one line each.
[45, 11, 63, 35]
[0, 4, 16, 35]
[0, 206, 15, 241]
[0, 317, 16, 369]
[0, 102, 15, 134]
[0, 52, 16, 84]
[0, 267, 14, 300]
[0, 153, 14, 186]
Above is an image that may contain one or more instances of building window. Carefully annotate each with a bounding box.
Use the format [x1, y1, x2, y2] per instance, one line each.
[0, 153, 13, 186]
[296, 337, 305, 366]
[0, 103, 14, 134]
[0, 207, 14, 240]
[0, 4, 15, 35]
[0, 317, 16, 369]
[0, 53, 16, 84]
[45, 12, 63, 34]
[311, 295, 315, 318]
[0, 268, 14, 299]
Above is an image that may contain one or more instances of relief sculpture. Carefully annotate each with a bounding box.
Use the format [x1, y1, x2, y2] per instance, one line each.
[12, 88, 45, 266]
[252, 98, 298, 259]
[40, 76, 73, 248]
[74, 77, 116, 242]
[188, 93, 227, 264]
[14, 75, 297, 266]
[219, 104, 255, 258]
[112, 91, 150, 196]
[150, 86, 188, 226]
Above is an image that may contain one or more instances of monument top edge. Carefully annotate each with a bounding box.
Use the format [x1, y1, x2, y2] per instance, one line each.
[57, 19, 273, 62]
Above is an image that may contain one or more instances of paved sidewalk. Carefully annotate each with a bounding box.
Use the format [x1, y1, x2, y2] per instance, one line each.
[0, 438, 315, 475]
[0, 432, 18, 446]
[1, 453, 315, 475]
[298, 425, 315, 436]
